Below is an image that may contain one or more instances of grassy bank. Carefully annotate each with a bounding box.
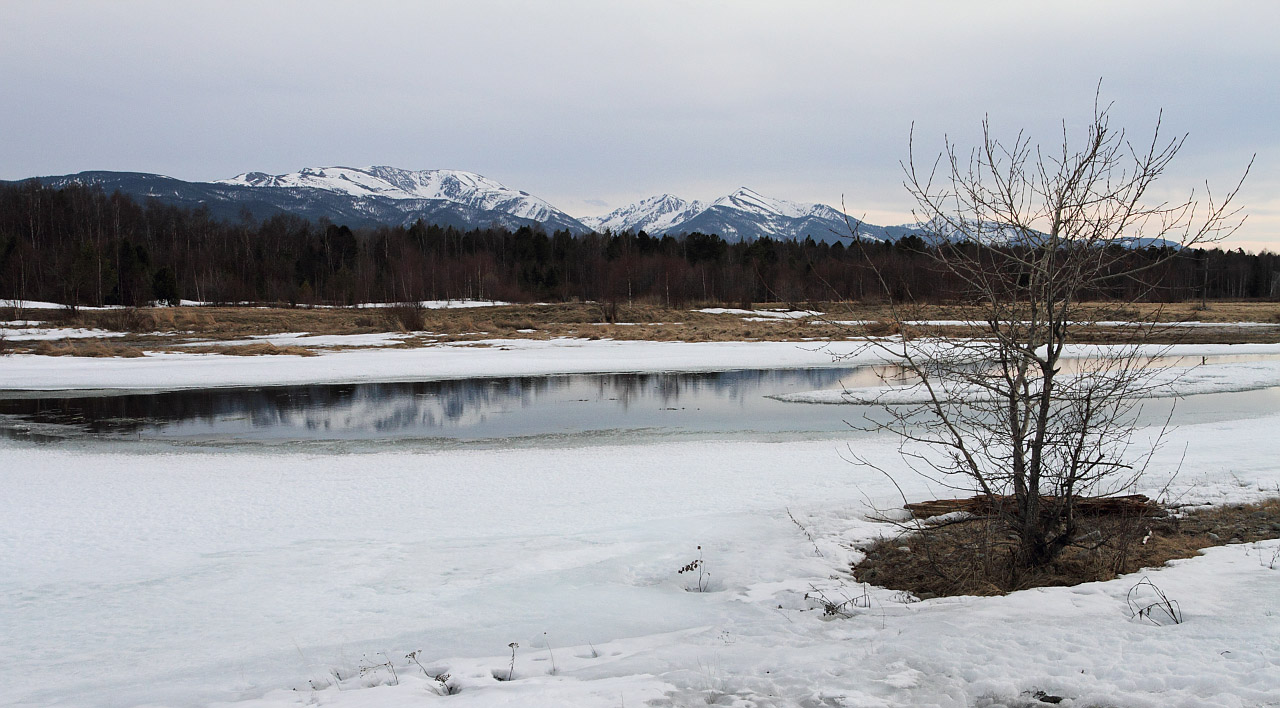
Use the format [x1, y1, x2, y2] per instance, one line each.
[2, 300, 1280, 356]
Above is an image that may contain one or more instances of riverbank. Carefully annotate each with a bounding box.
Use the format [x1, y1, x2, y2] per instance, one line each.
[3, 301, 1280, 360]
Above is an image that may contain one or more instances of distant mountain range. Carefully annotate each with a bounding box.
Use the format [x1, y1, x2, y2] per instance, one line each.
[11, 166, 903, 243]
[20, 167, 588, 235]
[582, 188, 920, 242]
[9, 166, 1181, 249]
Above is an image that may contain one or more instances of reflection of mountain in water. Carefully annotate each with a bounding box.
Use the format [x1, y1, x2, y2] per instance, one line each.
[0, 368, 863, 441]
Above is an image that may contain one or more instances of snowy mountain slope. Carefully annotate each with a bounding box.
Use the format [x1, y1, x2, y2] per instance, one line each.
[579, 194, 707, 234]
[709, 187, 830, 220]
[584, 187, 920, 243]
[26, 168, 591, 234]
[216, 166, 585, 231]
[918, 219, 1185, 250]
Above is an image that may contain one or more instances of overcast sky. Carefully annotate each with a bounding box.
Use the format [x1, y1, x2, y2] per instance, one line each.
[3, 1, 1276, 249]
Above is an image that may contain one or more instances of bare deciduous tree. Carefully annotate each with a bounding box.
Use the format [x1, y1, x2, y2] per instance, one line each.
[847, 99, 1250, 569]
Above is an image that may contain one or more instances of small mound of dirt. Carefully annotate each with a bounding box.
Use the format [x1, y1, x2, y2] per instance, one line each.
[854, 498, 1280, 598]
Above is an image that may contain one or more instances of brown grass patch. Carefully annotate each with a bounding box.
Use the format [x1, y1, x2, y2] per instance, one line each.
[817, 300, 1280, 326]
[90, 308, 158, 333]
[8, 300, 1279, 348]
[853, 498, 1280, 598]
[382, 303, 425, 332]
[33, 339, 145, 358]
[185, 342, 318, 357]
[858, 319, 922, 339]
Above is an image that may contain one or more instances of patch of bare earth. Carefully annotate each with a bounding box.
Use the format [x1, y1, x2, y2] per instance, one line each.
[852, 498, 1280, 598]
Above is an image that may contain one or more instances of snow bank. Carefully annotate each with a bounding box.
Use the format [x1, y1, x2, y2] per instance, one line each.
[0, 299, 125, 311]
[819, 319, 1280, 329]
[5, 299, 510, 311]
[184, 332, 419, 348]
[0, 339, 867, 392]
[0, 325, 126, 341]
[344, 300, 512, 309]
[778, 358, 1280, 404]
[697, 308, 822, 319]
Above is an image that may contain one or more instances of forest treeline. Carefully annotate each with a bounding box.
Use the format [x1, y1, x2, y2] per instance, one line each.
[1, 181, 1277, 308]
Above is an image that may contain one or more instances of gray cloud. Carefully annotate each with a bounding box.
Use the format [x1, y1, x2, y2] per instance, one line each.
[2, 1, 1274, 247]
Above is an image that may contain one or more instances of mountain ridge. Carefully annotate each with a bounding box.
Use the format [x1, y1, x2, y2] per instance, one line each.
[11, 166, 914, 243]
[590, 186, 920, 243]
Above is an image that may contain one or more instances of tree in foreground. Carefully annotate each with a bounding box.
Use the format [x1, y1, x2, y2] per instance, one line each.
[847, 99, 1250, 572]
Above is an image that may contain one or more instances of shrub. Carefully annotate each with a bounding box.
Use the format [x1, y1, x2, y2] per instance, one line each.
[95, 308, 157, 333]
[384, 303, 425, 331]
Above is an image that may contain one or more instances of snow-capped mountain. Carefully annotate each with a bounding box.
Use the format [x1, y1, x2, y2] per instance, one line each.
[30, 167, 591, 234]
[580, 194, 707, 234]
[915, 220, 1184, 250]
[216, 166, 586, 232]
[584, 187, 920, 243]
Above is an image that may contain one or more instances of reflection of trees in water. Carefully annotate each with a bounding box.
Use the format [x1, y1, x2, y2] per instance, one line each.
[0, 367, 862, 438]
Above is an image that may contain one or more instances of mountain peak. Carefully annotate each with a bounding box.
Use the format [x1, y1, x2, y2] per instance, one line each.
[580, 193, 707, 234]
[201, 165, 590, 233]
[214, 166, 575, 225]
[578, 187, 888, 243]
[710, 187, 818, 220]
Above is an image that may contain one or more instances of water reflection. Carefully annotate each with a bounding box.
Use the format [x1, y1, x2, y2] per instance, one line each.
[0, 367, 885, 442]
[4, 355, 1278, 445]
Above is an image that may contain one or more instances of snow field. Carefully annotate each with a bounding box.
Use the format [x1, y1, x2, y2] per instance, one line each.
[3, 400, 1280, 707]
[0, 438, 874, 707]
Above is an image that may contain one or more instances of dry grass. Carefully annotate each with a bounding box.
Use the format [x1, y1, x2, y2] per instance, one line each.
[91, 308, 158, 333]
[853, 498, 1280, 598]
[383, 303, 425, 332]
[32, 339, 145, 358]
[184, 342, 318, 357]
[817, 300, 1280, 325]
[6, 299, 1279, 357]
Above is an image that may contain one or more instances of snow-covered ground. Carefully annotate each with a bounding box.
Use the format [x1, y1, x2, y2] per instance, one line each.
[697, 308, 822, 319]
[0, 339, 864, 392]
[777, 357, 1280, 404]
[0, 324, 128, 341]
[819, 319, 1280, 329]
[2, 299, 510, 310]
[358, 300, 511, 309]
[2, 342, 1279, 707]
[0, 300, 130, 311]
[178, 332, 420, 349]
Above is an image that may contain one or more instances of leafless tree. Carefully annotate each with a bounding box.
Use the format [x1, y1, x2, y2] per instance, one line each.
[846, 98, 1250, 569]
